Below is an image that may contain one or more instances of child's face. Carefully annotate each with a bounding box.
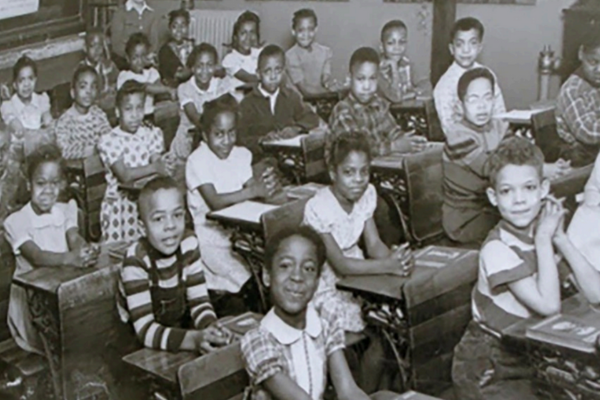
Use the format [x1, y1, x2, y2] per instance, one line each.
[203, 111, 236, 160]
[170, 16, 189, 43]
[86, 34, 105, 64]
[14, 66, 36, 100]
[330, 150, 370, 203]
[462, 77, 494, 127]
[449, 29, 482, 69]
[118, 92, 145, 133]
[487, 164, 549, 229]
[236, 21, 258, 54]
[29, 161, 62, 214]
[141, 188, 186, 256]
[382, 28, 408, 61]
[580, 46, 600, 87]
[350, 61, 378, 104]
[258, 54, 284, 94]
[128, 44, 148, 74]
[192, 52, 216, 86]
[264, 235, 320, 318]
[292, 17, 317, 49]
[71, 71, 99, 110]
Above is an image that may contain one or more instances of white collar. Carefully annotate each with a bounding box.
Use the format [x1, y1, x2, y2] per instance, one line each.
[24, 202, 66, 229]
[11, 93, 41, 110]
[258, 85, 279, 100]
[261, 305, 322, 345]
[451, 60, 482, 74]
[192, 77, 218, 94]
[125, 0, 152, 13]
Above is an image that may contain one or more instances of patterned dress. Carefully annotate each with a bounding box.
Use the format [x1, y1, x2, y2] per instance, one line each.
[55, 105, 112, 159]
[97, 124, 164, 243]
[302, 184, 378, 332]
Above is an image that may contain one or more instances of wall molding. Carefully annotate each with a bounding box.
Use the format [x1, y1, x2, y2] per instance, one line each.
[0, 34, 84, 71]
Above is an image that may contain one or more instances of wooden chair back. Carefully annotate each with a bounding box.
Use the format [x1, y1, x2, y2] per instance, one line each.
[399, 143, 445, 246]
[262, 198, 310, 242]
[83, 153, 107, 242]
[301, 131, 329, 184]
[424, 99, 445, 142]
[531, 108, 562, 163]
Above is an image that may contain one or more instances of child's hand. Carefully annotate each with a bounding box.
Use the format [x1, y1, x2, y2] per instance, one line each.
[544, 159, 572, 180]
[261, 167, 281, 197]
[260, 130, 282, 143]
[8, 120, 24, 138]
[0, 83, 11, 101]
[195, 325, 231, 354]
[153, 157, 171, 177]
[247, 176, 269, 198]
[279, 126, 302, 139]
[536, 196, 567, 241]
[41, 113, 53, 128]
[409, 135, 428, 153]
[391, 243, 414, 277]
[214, 66, 227, 79]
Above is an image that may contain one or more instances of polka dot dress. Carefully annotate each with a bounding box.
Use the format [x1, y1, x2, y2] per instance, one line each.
[97, 124, 164, 243]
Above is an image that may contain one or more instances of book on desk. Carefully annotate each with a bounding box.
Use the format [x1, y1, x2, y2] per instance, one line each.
[526, 308, 600, 353]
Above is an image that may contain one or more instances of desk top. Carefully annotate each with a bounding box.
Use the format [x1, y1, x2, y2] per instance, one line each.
[550, 164, 593, 200]
[13, 242, 125, 294]
[119, 174, 159, 193]
[371, 142, 444, 170]
[262, 134, 305, 149]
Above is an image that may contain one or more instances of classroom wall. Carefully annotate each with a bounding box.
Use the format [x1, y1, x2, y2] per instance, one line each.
[154, 0, 574, 109]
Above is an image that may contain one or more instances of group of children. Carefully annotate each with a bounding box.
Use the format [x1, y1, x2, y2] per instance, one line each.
[1, 0, 600, 398]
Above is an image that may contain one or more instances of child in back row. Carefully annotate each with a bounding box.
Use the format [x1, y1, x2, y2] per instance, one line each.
[434, 17, 506, 136]
[222, 11, 263, 85]
[5, 145, 99, 354]
[378, 20, 417, 103]
[186, 94, 277, 316]
[328, 47, 427, 158]
[170, 43, 237, 164]
[80, 29, 118, 114]
[239, 45, 319, 162]
[55, 65, 112, 160]
[285, 8, 336, 96]
[158, 9, 194, 88]
[452, 137, 600, 400]
[98, 80, 172, 243]
[241, 227, 370, 400]
[118, 176, 232, 353]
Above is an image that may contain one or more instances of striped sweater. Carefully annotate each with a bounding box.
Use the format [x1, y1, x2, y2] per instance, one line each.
[117, 231, 217, 351]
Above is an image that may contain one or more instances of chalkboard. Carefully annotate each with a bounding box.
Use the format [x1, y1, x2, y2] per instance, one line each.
[0, 0, 87, 52]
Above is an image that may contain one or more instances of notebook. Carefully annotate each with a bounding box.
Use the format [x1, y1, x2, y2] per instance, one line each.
[210, 201, 279, 224]
[414, 246, 473, 269]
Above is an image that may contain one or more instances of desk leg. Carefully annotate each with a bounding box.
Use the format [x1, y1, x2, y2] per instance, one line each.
[27, 289, 62, 400]
[231, 229, 268, 313]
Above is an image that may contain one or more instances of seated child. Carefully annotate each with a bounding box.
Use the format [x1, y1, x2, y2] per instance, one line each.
[222, 11, 262, 85]
[117, 33, 176, 122]
[80, 29, 119, 115]
[378, 20, 417, 103]
[170, 43, 237, 164]
[239, 45, 319, 162]
[442, 67, 506, 245]
[186, 94, 277, 316]
[303, 131, 413, 392]
[4, 145, 99, 354]
[55, 65, 112, 160]
[117, 176, 232, 353]
[1, 56, 54, 160]
[328, 47, 427, 158]
[452, 136, 600, 400]
[158, 9, 194, 88]
[241, 227, 370, 400]
[109, 0, 160, 68]
[433, 17, 506, 136]
[556, 33, 600, 167]
[97, 80, 173, 243]
[285, 8, 336, 96]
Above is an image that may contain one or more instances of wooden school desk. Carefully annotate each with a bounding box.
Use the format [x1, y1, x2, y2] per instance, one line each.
[502, 295, 600, 400]
[337, 246, 478, 395]
[12, 242, 127, 400]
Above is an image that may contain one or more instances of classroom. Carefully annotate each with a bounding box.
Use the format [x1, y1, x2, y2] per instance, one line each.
[0, 0, 599, 399]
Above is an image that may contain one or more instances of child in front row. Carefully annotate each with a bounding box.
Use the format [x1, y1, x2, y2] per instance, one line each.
[285, 8, 336, 96]
[328, 47, 427, 159]
[55, 65, 112, 160]
[239, 45, 319, 162]
[118, 176, 232, 353]
[452, 137, 600, 400]
[242, 227, 370, 400]
[186, 94, 277, 316]
[1, 56, 54, 160]
[170, 43, 237, 165]
[222, 11, 263, 85]
[98, 80, 172, 243]
[117, 33, 176, 122]
[4, 145, 99, 354]
[433, 17, 506, 136]
[303, 131, 413, 392]
[378, 20, 417, 104]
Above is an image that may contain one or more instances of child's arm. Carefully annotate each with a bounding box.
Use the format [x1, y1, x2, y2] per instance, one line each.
[110, 158, 166, 184]
[261, 375, 313, 400]
[233, 70, 258, 84]
[506, 200, 563, 316]
[291, 92, 319, 131]
[19, 240, 93, 268]
[196, 182, 263, 211]
[182, 103, 202, 130]
[328, 351, 370, 400]
[66, 227, 88, 251]
[558, 86, 600, 146]
[378, 60, 404, 104]
[146, 74, 176, 99]
[362, 217, 392, 259]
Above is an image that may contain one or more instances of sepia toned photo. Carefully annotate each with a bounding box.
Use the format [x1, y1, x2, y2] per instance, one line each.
[0, 0, 598, 399]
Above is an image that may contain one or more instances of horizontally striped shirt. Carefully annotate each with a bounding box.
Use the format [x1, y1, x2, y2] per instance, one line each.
[117, 232, 217, 351]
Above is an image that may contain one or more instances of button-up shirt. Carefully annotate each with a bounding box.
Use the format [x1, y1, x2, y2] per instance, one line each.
[258, 85, 280, 114]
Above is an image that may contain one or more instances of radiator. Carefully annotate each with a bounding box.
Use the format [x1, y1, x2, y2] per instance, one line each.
[189, 9, 244, 61]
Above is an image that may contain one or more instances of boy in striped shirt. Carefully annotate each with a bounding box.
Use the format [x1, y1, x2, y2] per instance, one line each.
[117, 176, 231, 353]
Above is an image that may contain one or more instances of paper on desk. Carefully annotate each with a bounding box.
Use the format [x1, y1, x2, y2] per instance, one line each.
[496, 109, 537, 123]
[212, 201, 279, 223]
[264, 135, 305, 148]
